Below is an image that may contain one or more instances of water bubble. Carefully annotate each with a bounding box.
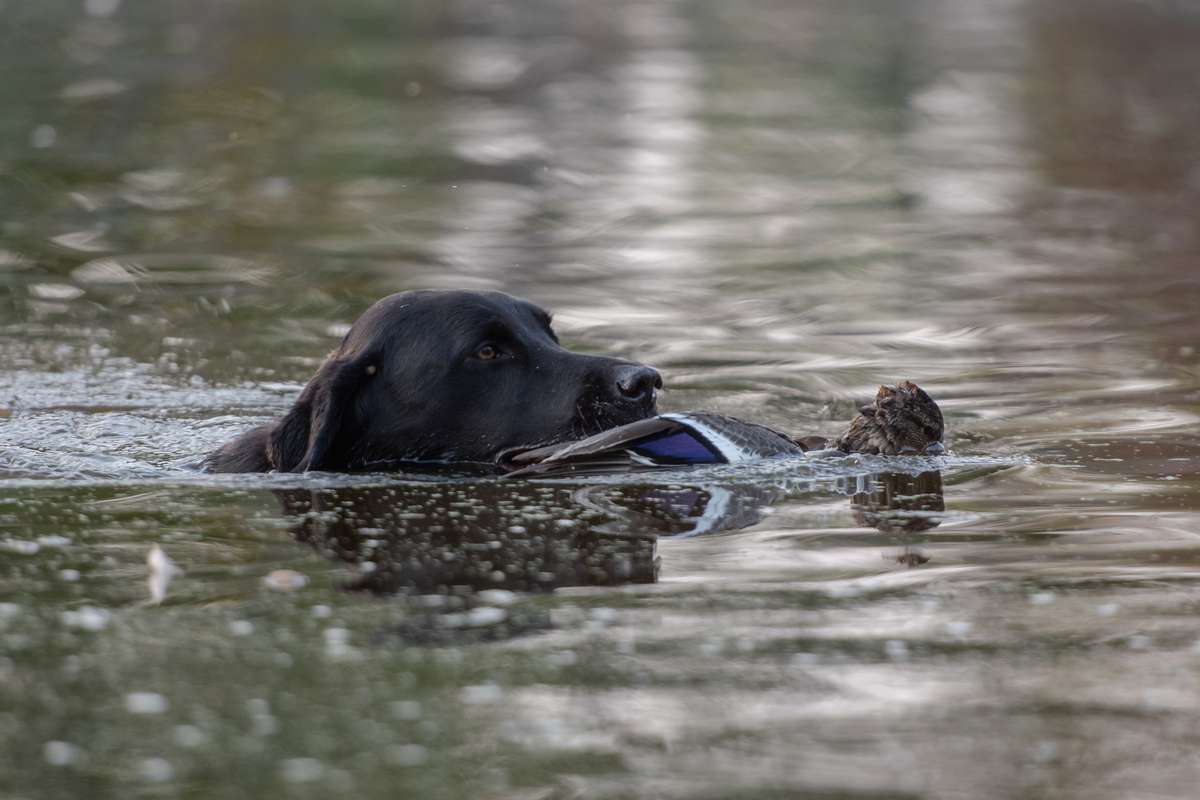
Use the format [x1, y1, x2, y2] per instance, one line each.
[944, 620, 973, 637]
[147, 544, 181, 605]
[84, 0, 122, 18]
[549, 604, 586, 627]
[263, 570, 308, 592]
[460, 683, 503, 705]
[229, 620, 255, 637]
[1033, 741, 1059, 764]
[885, 640, 910, 660]
[251, 713, 279, 737]
[1, 539, 39, 555]
[30, 125, 57, 149]
[60, 78, 128, 101]
[390, 701, 422, 721]
[61, 606, 111, 631]
[548, 650, 578, 668]
[280, 757, 324, 783]
[388, 744, 428, 767]
[138, 757, 174, 782]
[125, 692, 169, 715]
[43, 740, 81, 766]
[28, 284, 83, 301]
[1028, 591, 1056, 606]
[476, 589, 517, 606]
[590, 607, 618, 624]
[172, 725, 207, 748]
[466, 606, 507, 627]
[323, 627, 350, 646]
[323, 627, 361, 661]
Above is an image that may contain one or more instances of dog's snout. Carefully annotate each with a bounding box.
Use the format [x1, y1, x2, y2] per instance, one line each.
[614, 365, 662, 402]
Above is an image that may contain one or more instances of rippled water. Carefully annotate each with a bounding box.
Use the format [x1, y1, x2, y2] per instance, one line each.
[3, 0, 1200, 797]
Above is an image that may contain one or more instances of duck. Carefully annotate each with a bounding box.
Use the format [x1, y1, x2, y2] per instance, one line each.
[503, 380, 944, 478]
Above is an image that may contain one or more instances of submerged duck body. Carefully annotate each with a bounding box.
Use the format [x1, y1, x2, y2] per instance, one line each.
[504, 381, 945, 478]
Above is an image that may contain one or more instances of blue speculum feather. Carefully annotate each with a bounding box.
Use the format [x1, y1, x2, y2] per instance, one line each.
[630, 430, 724, 464]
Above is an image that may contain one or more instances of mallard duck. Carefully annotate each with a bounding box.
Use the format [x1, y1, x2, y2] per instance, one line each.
[503, 380, 944, 477]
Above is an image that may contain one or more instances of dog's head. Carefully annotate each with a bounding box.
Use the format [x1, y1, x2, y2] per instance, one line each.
[268, 290, 661, 471]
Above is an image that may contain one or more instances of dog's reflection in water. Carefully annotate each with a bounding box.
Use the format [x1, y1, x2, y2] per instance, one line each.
[277, 483, 661, 595]
[278, 470, 945, 596]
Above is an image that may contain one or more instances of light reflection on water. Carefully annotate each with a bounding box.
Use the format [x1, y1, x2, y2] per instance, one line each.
[2, 0, 1200, 797]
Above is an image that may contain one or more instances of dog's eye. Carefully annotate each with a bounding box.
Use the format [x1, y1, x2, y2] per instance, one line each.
[476, 344, 500, 361]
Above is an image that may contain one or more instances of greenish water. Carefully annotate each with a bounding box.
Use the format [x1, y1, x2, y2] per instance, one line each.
[3, 0, 1200, 797]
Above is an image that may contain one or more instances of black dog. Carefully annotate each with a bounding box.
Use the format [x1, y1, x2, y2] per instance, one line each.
[204, 290, 661, 473]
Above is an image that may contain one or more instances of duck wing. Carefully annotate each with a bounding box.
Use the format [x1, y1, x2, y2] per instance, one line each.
[665, 413, 807, 461]
[503, 417, 706, 478]
[503, 413, 807, 479]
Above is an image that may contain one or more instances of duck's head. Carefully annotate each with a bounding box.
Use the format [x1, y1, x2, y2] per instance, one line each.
[872, 381, 945, 455]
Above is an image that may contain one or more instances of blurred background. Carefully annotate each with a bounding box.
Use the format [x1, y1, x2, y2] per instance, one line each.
[2, 0, 1199, 797]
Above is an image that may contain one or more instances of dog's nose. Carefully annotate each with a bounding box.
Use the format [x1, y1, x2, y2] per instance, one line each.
[614, 365, 662, 402]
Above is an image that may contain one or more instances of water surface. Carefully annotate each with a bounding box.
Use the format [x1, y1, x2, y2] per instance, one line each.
[3, 0, 1200, 797]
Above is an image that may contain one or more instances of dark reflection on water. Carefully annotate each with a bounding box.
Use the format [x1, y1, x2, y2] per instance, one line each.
[280, 483, 661, 594]
[851, 470, 944, 535]
[3, 0, 1200, 797]
[276, 469, 945, 596]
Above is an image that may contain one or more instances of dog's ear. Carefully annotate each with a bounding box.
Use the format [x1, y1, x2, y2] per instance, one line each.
[268, 352, 379, 472]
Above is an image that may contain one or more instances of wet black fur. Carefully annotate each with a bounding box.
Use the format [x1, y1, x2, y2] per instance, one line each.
[204, 290, 660, 473]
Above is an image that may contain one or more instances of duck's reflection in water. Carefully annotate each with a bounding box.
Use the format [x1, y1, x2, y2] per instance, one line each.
[852, 471, 945, 533]
[277, 470, 945, 595]
[851, 471, 944, 567]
